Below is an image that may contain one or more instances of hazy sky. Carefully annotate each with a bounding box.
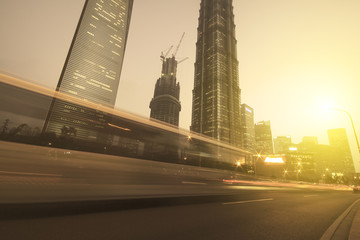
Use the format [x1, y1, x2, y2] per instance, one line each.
[1, 0, 360, 168]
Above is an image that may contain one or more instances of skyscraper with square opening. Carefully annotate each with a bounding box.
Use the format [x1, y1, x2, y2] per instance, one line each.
[43, 0, 133, 141]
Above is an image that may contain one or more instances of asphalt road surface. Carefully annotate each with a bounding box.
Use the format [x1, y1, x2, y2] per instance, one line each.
[1, 190, 359, 240]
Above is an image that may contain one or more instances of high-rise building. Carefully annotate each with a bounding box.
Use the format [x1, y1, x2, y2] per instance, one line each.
[302, 136, 318, 145]
[149, 56, 181, 126]
[240, 104, 255, 152]
[299, 136, 318, 153]
[43, 0, 133, 140]
[255, 121, 273, 154]
[191, 0, 242, 147]
[328, 128, 355, 173]
[273, 136, 292, 153]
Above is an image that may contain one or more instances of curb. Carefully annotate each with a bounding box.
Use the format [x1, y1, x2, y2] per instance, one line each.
[320, 199, 360, 240]
[348, 201, 360, 240]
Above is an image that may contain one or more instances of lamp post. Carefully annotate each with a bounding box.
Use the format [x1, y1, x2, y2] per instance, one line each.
[334, 109, 360, 154]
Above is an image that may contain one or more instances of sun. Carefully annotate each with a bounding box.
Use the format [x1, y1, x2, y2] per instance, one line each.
[316, 97, 336, 113]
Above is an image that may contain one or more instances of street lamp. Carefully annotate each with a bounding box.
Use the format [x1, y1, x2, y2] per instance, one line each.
[283, 169, 288, 180]
[334, 108, 360, 155]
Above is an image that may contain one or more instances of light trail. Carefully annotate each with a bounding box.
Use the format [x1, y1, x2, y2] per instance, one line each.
[0, 170, 62, 177]
[222, 198, 274, 205]
[181, 181, 207, 185]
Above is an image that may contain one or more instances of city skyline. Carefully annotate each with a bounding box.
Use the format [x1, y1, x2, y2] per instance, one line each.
[1, 0, 360, 168]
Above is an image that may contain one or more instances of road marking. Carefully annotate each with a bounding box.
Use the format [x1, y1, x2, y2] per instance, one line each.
[181, 181, 207, 185]
[304, 194, 319, 198]
[0, 170, 62, 177]
[222, 198, 274, 205]
[320, 199, 360, 240]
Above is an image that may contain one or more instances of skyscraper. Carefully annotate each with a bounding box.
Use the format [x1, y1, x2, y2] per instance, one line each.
[255, 121, 274, 154]
[328, 128, 355, 173]
[299, 136, 318, 152]
[43, 0, 133, 140]
[149, 56, 181, 126]
[191, 0, 242, 147]
[273, 136, 292, 154]
[240, 104, 255, 152]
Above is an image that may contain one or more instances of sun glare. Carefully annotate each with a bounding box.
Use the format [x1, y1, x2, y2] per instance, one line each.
[316, 97, 335, 113]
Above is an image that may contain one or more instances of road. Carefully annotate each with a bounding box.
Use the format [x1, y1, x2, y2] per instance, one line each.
[1, 190, 359, 240]
[1, 140, 360, 239]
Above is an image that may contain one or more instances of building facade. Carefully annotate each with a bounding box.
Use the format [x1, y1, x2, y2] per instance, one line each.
[255, 121, 273, 154]
[43, 0, 133, 141]
[191, 0, 242, 147]
[273, 136, 292, 154]
[149, 56, 181, 126]
[302, 136, 318, 145]
[328, 128, 355, 174]
[240, 104, 255, 152]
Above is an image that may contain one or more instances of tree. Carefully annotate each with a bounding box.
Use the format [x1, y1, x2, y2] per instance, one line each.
[0, 119, 10, 136]
[8, 123, 28, 137]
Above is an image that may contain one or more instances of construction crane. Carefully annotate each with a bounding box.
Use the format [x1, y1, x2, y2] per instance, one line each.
[160, 45, 173, 61]
[173, 32, 185, 58]
[177, 57, 189, 64]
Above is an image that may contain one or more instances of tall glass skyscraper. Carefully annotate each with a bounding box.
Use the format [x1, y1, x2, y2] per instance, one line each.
[43, 0, 133, 140]
[191, 0, 242, 147]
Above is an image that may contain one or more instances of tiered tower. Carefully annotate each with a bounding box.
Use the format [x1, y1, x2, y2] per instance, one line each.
[191, 0, 242, 147]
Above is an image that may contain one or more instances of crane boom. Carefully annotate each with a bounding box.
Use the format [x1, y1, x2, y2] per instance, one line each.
[173, 32, 185, 58]
[177, 57, 189, 64]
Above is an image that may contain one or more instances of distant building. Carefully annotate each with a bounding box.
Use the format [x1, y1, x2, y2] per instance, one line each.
[191, 0, 242, 147]
[299, 136, 319, 153]
[273, 136, 292, 154]
[310, 144, 349, 183]
[284, 151, 317, 182]
[240, 104, 255, 152]
[255, 147, 317, 182]
[296, 132, 355, 184]
[255, 121, 273, 154]
[302, 136, 318, 145]
[149, 56, 181, 126]
[328, 128, 355, 174]
[43, 0, 134, 141]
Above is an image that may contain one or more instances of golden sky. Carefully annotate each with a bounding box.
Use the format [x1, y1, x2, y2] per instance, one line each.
[0, 0, 359, 168]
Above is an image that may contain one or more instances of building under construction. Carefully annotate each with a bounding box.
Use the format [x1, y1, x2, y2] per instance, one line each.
[149, 34, 186, 126]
